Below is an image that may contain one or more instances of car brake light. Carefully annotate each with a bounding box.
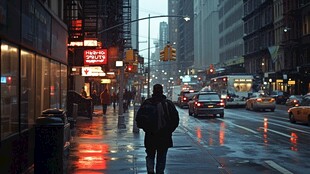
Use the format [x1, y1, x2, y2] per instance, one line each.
[256, 98, 262, 102]
[293, 99, 297, 103]
[217, 102, 225, 106]
[270, 98, 275, 102]
[195, 102, 202, 107]
[183, 97, 187, 101]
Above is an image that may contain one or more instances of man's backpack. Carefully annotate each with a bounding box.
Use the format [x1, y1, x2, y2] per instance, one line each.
[136, 100, 169, 133]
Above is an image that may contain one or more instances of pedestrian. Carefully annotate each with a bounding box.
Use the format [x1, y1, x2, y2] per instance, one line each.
[140, 84, 179, 174]
[81, 87, 87, 98]
[123, 88, 130, 112]
[91, 90, 98, 105]
[100, 88, 111, 115]
[111, 91, 117, 111]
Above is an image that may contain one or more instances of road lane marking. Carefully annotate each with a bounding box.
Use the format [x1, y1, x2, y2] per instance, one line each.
[265, 160, 294, 174]
[228, 111, 310, 135]
[219, 119, 258, 134]
[258, 127, 292, 138]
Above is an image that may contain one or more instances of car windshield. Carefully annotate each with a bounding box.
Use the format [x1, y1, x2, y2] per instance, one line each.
[199, 94, 220, 100]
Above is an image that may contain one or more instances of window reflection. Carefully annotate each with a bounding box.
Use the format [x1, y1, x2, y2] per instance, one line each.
[35, 56, 50, 117]
[21, 50, 35, 130]
[1, 43, 19, 139]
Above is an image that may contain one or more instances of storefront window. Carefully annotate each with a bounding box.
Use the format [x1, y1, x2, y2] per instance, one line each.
[20, 50, 35, 130]
[60, 64, 67, 109]
[1, 43, 19, 140]
[50, 60, 60, 108]
[35, 56, 50, 118]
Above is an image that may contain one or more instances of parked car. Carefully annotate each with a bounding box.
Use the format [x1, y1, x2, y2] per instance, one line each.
[177, 90, 198, 108]
[67, 90, 93, 120]
[188, 92, 225, 118]
[245, 92, 276, 112]
[270, 90, 289, 104]
[288, 96, 310, 125]
[285, 95, 303, 107]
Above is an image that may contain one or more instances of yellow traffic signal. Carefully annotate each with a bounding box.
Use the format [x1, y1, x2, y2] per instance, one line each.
[125, 49, 134, 62]
[160, 47, 168, 61]
[170, 47, 176, 61]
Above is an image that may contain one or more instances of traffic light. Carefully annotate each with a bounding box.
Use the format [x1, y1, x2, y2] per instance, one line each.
[126, 64, 133, 72]
[125, 63, 138, 73]
[170, 47, 176, 61]
[160, 47, 168, 61]
[207, 64, 215, 74]
[125, 49, 134, 63]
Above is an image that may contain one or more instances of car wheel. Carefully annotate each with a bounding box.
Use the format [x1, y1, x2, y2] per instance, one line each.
[188, 108, 192, 116]
[289, 113, 296, 123]
[308, 115, 310, 126]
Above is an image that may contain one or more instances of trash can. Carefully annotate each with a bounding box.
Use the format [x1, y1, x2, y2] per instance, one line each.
[34, 109, 70, 174]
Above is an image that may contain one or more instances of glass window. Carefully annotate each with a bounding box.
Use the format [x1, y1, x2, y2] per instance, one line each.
[35, 55, 50, 117]
[1, 43, 19, 140]
[199, 94, 220, 100]
[50, 60, 61, 108]
[60, 64, 67, 109]
[20, 50, 35, 130]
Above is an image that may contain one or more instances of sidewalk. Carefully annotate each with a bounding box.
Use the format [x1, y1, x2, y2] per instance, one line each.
[65, 104, 222, 174]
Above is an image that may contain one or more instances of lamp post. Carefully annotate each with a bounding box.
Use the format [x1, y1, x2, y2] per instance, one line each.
[147, 14, 151, 98]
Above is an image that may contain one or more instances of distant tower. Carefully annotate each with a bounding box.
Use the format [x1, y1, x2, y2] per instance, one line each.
[159, 21, 168, 50]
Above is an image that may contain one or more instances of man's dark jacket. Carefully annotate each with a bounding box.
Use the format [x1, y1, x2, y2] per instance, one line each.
[142, 94, 179, 149]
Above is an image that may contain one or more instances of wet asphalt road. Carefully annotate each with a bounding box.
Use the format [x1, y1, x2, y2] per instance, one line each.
[65, 104, 310, 174]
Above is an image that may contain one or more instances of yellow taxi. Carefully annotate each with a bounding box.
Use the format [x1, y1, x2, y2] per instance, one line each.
[245, 92, 276, 112]
[288, 95, 310, 126]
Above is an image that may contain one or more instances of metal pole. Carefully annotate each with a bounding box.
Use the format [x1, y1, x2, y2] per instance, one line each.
[147, 14, 151, 99]
[118, 66, 124, 115]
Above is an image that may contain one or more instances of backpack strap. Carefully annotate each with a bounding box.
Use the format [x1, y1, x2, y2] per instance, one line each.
[161, 99, 170, 121]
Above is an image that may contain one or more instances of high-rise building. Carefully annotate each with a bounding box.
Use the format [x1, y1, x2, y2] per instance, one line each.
[218, 0, 245, 73]
[194, 0, 219, 71]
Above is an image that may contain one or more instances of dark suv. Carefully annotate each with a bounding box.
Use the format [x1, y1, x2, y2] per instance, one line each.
[177, 90, 198, 108]
[188, 92, 225, 118]
[270, 90, 289, 104]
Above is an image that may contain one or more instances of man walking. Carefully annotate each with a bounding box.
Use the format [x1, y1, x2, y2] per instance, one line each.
[138, 84, 179, 174]
[100, 88, 111, 115]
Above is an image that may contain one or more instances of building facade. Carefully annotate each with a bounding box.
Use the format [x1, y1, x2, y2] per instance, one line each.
[194, 0, 219, 72]
[218, 0, 245, 73]
[0, 0, 68, 172]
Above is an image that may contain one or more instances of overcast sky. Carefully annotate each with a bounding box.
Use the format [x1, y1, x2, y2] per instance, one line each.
[138, 0, 168, 58]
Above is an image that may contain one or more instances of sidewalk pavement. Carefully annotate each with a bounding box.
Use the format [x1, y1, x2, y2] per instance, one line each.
[65, 104, 223, 174]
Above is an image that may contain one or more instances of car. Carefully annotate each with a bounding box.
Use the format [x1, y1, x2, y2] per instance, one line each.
[288, 96, 310, 125]
[245, 92, 276, 112]
[177, 90, 198, 108]
[270, 90, 289, 104]
[188, 92, 225, 118]
[285, 95, 303, 107]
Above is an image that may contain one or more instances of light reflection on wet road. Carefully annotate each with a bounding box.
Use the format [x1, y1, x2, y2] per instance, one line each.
[177, 105, 310, 174]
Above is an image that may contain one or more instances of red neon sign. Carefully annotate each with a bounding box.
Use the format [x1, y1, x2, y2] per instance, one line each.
[84, 49, 108, 65]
